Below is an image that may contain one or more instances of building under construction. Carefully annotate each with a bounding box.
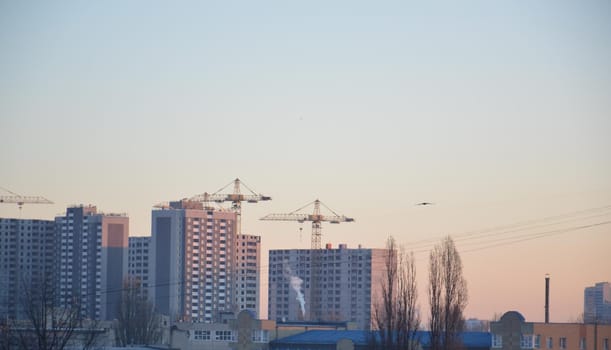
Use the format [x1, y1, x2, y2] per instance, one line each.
[268, 244, 387, 330]
[150, 199, 262, 322]
[150, 178, 269, 322]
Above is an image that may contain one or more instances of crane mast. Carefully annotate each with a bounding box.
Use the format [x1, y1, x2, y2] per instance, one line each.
[261, 199, 354, 321]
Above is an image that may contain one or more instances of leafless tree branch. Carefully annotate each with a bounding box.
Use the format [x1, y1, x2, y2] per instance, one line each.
[114, 276, 161, 346]
[370, 236, 420, 350]
[429, 236, 468, 350]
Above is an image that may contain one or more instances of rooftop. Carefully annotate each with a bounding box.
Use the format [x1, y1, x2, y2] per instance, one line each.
[271, 330, 492, 348]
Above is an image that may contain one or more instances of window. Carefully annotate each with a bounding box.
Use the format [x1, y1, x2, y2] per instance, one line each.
[547, 337, 553, 349]
[535, 335, 541, 349]
[603, 338, 608, 350]
[252, 330, 269, 343]
[580, 338, 586, 350]
[215, 330, 234, 341]
[559, 337, 566, 349]
[492, 334, 503, 348]
[193, 330, 211, 340]
[521, 335, 535, 349]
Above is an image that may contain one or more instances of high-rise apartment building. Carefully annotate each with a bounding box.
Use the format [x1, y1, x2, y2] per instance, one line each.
[584, 282, 611, 324]
[268, 244, 387, 330]
[150, 200, 261, 323]
[235, 234, 261, 316]
[0, 218, 56, 320]
[128, 236, 151, 297]
[56, 205, 128, 320]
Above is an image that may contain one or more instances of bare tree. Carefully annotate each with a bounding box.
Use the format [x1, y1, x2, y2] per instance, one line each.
[429, 236, 468, 350]
[370, 236, 420, 350]
[1, 319, 15, 350]
[490, 312, 502, 322]
[568, 313, 585, 324]
[3, 276, 101, 350]
[115, 276, 161, 346]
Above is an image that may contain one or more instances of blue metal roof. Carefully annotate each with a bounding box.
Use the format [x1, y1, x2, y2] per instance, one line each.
[272, 330, 491, 348]
[460, 332, 492, 348]
[276, 320, 352, 328]
[273, 330, 369, 345]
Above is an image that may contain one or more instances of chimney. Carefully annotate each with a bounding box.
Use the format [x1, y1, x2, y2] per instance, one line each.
[545, 274, 550, 323]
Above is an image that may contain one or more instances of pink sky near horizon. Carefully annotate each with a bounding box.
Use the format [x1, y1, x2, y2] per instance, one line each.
[1, 1, 610, 323]
[1, 187, 608, 323]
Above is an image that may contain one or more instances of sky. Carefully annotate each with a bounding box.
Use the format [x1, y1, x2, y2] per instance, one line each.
[1, 1, 610, 323]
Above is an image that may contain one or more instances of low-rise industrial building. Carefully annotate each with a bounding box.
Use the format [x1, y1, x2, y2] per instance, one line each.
[269, 330, 491, 350]
[491, 311, 611, 350]
[168, 310, 357, 350]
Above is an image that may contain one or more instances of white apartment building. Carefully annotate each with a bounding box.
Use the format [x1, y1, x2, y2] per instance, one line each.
[268, 244, 387, 330]
[235, 234, 261, 316]
[128, 236, 151, 296]
[56, 205, 129, 320]
[0, 218, 56, 320]
[150, 200, 261, 323]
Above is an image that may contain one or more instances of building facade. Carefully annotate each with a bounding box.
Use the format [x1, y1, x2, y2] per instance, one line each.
[170, 310, 274, 350]
[585, 282, 611, 324]
[168, 311, 355, 350]
[235, 234, 261, 316]
[491, 311, 611, 350]
[0, 218, 56, 320]
[268, 244, 386, 330]
[128, 236, 151, 297]
[56, 205, 129, 320]
[150, 200, 261, 323]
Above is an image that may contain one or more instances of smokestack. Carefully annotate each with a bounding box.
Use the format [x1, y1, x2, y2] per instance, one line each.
[545, 274, 550, 323]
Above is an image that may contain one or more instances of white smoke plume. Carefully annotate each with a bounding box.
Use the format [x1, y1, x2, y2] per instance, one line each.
[284, 260, 306, 318]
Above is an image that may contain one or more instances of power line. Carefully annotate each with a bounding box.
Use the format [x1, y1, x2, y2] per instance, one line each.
[460, 220, 611, 254]
[404, 204, 611, 250]
[408, 213, 611, 255]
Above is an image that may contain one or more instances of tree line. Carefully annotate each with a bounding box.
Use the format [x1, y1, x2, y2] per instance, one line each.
[370, 235, 468, 350]
[1, 276, 160, 350]
[2, 236, 466, 350]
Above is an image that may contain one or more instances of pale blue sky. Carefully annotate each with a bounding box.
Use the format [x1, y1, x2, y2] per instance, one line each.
[1, 1, 610, 322]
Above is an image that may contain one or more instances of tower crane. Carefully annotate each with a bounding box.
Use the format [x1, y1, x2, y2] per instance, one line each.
[260, 199, 354, 321]
[190, 178, 271, 235]
[260, 199, 354, 250]
[0, 187, 53, 211]
[154, 178, 271, 235]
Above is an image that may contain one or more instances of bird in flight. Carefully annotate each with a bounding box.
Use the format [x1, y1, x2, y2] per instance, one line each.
[415, 202, 434, 206]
